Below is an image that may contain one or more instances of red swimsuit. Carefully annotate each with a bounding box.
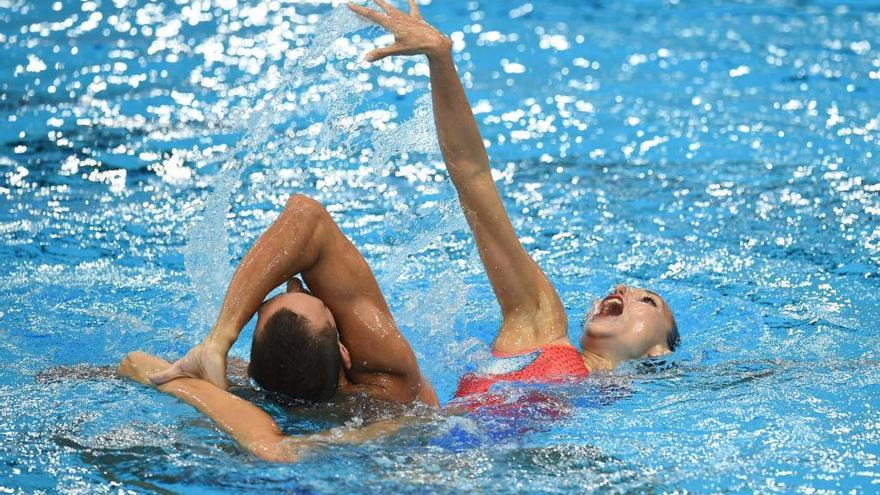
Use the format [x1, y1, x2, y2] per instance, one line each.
[455, 345, 590, 398]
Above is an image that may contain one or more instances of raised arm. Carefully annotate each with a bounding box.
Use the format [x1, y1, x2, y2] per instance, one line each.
[152, 195, 432, 405]
[150, 194, 332, 389]
[350, 1, 567, 353]
[121, 352, 412, 462]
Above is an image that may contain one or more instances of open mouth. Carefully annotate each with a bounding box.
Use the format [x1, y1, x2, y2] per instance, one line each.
[596, 294, 624, 317]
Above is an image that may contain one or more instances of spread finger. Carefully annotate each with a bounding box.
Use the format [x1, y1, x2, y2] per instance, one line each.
[348, 3, 389, 26]
[372, 0, 398, 14]
[407, 0, 421, 18]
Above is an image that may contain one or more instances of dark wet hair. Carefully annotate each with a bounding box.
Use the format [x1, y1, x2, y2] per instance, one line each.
[248, 308, 341, 402]
[666, 318, 681, 352]
[632, 317, 681, 374]
[636, 356, 678, 374]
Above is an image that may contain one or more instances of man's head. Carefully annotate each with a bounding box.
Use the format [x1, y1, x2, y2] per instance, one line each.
[248, 282, 347, 402]
[580, 284, 679, 366]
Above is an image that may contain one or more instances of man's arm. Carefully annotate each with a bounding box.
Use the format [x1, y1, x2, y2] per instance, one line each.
[297, 198, 434, 404]
[152, 195, 432, 405]
[150, 194, 331, 389]
[350, 1, 568, 354]
[122, 352, 414, 462]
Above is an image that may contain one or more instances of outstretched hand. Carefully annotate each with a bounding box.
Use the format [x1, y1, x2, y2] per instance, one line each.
[147, 341, 229, 390]
[348, 0, 451, 62]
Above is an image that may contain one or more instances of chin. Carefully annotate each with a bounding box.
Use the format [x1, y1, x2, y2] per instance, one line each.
[584, 319, 619, 339]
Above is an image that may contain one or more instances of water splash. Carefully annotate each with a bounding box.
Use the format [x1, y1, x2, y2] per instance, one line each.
[371, 93, 440, 172]
[378, 198, 465, 288]
[3, 0, 880, 491]
[379, 199, 475, 389]
[182, 6, 372, 332]
[317, 74, 366, 152]
[181, 175, 237, 333]
[182, 6, 443, 336]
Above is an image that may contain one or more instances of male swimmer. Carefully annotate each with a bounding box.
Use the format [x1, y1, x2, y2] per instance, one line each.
[119, 0, 680, 462]
[119, 191, 439, 461]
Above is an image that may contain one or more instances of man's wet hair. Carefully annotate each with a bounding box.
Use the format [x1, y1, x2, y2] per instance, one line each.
[248, 308, 341, 402]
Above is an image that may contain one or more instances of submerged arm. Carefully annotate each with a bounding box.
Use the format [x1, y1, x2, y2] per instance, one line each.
[351, 1, 567, 353]
[122, 352, 412, 462]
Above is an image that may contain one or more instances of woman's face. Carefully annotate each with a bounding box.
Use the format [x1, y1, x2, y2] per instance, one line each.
[580, 285, 676, 364]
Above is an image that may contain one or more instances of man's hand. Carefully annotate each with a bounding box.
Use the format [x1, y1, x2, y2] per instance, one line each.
[148, 341, 229, 390]
[118, 351, 172, 385]
[348, 0, 451, 62]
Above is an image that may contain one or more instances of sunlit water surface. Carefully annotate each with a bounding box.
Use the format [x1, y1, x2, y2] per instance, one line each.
[1, 0, 879, 493]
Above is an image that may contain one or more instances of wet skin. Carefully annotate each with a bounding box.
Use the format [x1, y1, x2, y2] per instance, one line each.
[580, 285, 677, 369]
[118, 0, 677, 463]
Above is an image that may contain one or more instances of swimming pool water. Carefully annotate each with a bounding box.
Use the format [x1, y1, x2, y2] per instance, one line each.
[1, 0, 879, 492]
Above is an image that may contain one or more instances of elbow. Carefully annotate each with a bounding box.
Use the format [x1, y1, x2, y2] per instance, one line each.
[398, 363, 430, 405]
[253, 449, 299, 463]
[285, 194, 325, 216]
[284, 194, 329, 228]
[448, 166, 493, 194]
[249, 437, 302, 463]
[447, 161, 491, 180]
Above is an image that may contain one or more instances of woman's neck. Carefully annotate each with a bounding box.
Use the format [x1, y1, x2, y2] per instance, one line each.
[580, 349, 614, 372]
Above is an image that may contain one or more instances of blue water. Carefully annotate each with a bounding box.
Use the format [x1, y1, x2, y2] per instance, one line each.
[2, 0, 879, 492]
